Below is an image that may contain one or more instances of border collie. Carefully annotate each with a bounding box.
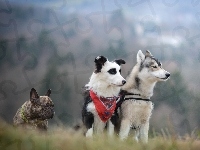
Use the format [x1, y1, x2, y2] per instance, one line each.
[82, 56, 126, 137]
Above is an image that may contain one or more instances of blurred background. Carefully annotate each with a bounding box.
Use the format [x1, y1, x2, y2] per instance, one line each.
[0, 0, 200, 136]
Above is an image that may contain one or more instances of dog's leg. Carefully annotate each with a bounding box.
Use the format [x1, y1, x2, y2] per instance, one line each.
[85, 125, 93, 137]
[133, 129, 140, 142]
[94, 117, 105, 135]
[83, 112, 94, 137]
[119, 119, 131, 140]
[139, 122, 149, 143]
[107, 120, 115, 137]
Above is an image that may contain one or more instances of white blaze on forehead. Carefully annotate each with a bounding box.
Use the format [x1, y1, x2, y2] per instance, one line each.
[96, 56, 101, 60]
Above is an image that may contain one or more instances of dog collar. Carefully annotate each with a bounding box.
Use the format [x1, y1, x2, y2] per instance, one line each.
[20, 103, 29, 123]
[89, 90, 117, 122]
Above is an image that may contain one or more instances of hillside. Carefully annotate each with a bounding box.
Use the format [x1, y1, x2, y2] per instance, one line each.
[0, 0, 200, 136]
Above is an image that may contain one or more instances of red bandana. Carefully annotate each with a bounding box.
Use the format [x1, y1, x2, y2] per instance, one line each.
[89, 90, 117, 122]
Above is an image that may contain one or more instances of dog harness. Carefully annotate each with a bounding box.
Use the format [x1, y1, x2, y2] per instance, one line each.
[116, 90, 151, 109]
[89, 90, 117, 122]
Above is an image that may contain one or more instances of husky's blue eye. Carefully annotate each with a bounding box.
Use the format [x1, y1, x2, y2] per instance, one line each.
[108, 68, 117, 75]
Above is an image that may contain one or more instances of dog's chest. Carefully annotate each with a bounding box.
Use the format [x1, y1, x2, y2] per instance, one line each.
[121, 100, 154, 125]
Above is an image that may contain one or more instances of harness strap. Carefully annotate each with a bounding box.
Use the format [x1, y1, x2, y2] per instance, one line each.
[116, 90, 151, 109]
[124, 97, 150, 101]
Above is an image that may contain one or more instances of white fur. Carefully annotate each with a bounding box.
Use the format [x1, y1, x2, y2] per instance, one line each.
[119, 50, 170, 143]
[85, 58, 126, 136]
[86, 61, 124, 97]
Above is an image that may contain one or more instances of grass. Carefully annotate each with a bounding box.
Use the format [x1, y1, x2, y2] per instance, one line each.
[0, 120, 200, 150]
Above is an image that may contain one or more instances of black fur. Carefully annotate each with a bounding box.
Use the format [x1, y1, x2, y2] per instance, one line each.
[110, 110, 119, 127]
[94, 56, 107, 73]
[135, 76, 140, 89]
[108, 68, 117, 75]
[145, 55, 161, 66]
[30, 88, 39, 101]
[139, 63, 144, 72]
[151, 57, 161, 66]
[45, 89, 51, 97]
[114, 59, 126, 66]
[82, 90, 94, 130]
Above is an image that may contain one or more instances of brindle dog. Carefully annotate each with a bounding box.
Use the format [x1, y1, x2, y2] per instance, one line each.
[13, 88, 55, 130]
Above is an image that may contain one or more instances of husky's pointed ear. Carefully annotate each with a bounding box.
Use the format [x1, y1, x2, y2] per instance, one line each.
[30, 88, 39, 102]
[94, 56, 108, 73]
[145, 50, 153, 57]
[114, 59, 126, 66]
[137, 50, 145, 63]
[45, 89, 51, 97]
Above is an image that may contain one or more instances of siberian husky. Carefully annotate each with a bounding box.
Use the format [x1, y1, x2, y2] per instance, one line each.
[118, 50, 170, 142]
[82, 56, 126, 137]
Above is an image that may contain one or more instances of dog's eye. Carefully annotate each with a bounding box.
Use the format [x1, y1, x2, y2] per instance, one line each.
[108, 68, 117, 75]
[152, 66, 157, 68]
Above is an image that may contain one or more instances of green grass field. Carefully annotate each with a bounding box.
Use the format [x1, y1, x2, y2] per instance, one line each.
[0, 120, 200, 150]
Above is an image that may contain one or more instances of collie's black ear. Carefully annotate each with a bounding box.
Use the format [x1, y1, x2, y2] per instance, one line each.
[30, 88, 39, 102]
[114, 59, 126, 66]
[94, 56, 108, 73]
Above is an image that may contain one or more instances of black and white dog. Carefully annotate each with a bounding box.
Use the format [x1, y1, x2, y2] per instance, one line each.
[82, 56, 126, 137]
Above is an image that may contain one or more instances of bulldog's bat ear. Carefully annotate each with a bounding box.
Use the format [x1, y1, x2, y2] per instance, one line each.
[94, 56, 108, 73]
[45, 89, 51, 97]
[30, 88, 39, 102]
[114, 59, 126, 66]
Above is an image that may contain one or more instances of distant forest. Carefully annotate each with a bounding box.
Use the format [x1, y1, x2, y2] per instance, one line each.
[1, 2, 200, 136]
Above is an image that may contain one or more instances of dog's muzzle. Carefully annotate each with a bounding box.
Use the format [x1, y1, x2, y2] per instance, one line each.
[41, 107, 55, 119]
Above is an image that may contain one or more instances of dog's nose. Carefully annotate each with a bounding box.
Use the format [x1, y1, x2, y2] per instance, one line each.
[122, 80, 126, 85]
[165, 73, 170, 78]
[51, 111, 55, 119]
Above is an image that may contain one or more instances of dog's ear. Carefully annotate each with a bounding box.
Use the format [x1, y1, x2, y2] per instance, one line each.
[114, 59, 126, 66]
[45, 89, 51, 97]
[30, 88, 39, 102]
[94, 56, 108, 73]
[137, 50, 145, 64]
[145, 50, 153, 57]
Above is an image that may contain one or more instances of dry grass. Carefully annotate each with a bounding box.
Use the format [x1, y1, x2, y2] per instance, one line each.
[0, 120, 200, 150]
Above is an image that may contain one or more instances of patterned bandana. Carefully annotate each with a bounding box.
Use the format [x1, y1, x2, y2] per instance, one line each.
[89, 90, 117, 122]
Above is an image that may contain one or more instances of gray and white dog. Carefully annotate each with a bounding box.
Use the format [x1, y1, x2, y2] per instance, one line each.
[118, 50, 170, 143]
[13, 88, 55, 130]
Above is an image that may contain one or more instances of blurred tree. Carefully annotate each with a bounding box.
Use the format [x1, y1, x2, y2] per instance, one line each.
[38, 34, 73, 125]
[102, 39, 127, 59]
[109, 9, 126, 28]
[154, 71, 198, 133]
[0, 40, 18, 67]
